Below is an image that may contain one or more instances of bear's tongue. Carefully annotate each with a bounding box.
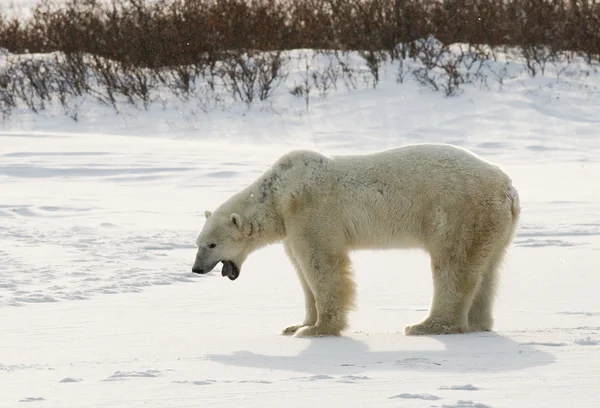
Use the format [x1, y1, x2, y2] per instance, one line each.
[221, 261, 239, 281]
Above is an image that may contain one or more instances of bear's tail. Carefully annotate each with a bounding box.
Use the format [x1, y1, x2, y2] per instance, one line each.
[507, 182, 521, 235]
[508, 183, 520, 218]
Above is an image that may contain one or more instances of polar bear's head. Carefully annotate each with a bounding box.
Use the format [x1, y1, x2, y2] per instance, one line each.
[192, 210, 252, 281]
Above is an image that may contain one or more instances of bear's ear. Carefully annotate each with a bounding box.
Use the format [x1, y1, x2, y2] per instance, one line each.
[204, 210, 212, 219]
[231, 213, 254, 237]
[230, 213, 242, 229]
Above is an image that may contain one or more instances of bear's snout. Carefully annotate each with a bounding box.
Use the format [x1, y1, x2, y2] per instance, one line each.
[191, 255, 217, 275]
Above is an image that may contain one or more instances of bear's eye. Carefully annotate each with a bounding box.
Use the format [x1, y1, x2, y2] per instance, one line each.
[208, 243, 217, 249]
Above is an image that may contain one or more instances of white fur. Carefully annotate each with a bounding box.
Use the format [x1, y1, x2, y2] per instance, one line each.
[194, 143, 520, 337]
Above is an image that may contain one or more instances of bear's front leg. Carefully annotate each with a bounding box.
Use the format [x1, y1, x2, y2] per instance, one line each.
[287, 236, 356, 338]
[281, 274, 317, 335]
[281, 241, 317, 335]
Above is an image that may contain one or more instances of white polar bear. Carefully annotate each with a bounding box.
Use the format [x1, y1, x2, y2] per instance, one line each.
[192, 143, 520, 337]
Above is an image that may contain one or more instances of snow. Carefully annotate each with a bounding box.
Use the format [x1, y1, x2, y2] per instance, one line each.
[1, 41, 600, 407]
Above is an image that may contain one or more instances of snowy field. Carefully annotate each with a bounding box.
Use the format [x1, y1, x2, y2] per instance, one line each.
[2, 35, 600, 407]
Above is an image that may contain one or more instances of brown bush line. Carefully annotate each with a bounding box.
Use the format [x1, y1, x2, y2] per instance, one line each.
[1, 0, 599, 119]
[1, 0, 599, 68]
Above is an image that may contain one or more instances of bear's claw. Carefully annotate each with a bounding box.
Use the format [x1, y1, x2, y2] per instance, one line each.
[281, 325, 305, 335]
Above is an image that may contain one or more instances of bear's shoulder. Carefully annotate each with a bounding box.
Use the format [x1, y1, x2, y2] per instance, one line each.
[273, 150, 329, 172]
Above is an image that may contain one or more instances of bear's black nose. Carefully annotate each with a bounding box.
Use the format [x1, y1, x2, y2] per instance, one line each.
[192, 267, 205, 274]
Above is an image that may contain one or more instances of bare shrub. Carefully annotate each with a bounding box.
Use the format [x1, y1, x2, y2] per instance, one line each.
[219, 50, 288, 105]
[411, 37, 449, 93]
[289, 54, 314, 110]
[6, 56, 54, 113]
[50, 52, 89, 118]
[396, 58, 409, 84]
[358, 50, 387, 88]
[54, 53, 89, 96]
[0, 65, 16, 118]
[332, 51, 361, 91]
[290, 51, 345, 110]
[88, 55, 121, 110]
[485, 61, 515, 92]
[87, 56, 160, 110]
[0, 0, 599, 118]
[2, 0, 600, 69]
[521, 45, 553, 77]
[312, 53, 342, 96]
[411, 38, 490, 96]
[119, 65, 159, 110]
[161, 63, 203, 101]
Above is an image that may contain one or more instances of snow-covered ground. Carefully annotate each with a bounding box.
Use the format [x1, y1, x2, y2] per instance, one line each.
[2, 41, 600, 407]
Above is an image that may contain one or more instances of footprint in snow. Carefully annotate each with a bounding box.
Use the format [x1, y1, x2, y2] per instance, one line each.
[304, 374, 334, 381]
[59, 377, 83, 383]
[442, 400, 491, 408]
[477, 142, 508, 149]
[173, 380, 217, 386]
[19, 397, 45, 403]
[520, 341, 567, 347]
[395, 357, 441, 368]
[290, 374, 334, 381]
[440, 384, 479, 391]
[574, 337, 599, 346]
[103, 370, 161, 381]
[174, 379, 273, 385]
[388, 393, 440, 400]
[516, 239, 579, 248]
[204, 171, 239, 179]
[338, 375, 371, 383]
[558, 311, 600, 317]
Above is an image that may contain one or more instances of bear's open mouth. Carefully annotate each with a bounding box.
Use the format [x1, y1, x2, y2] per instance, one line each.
[220, 260, 240, 281]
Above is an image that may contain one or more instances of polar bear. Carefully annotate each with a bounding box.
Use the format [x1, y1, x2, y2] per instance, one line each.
[192, 143, 520, 337]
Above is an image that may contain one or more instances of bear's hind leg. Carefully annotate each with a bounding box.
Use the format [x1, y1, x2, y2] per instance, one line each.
[405, 250, 486, 336]
[469, 203, 519, 332]
[290, 241, 356, 337]
[467, 246, 507, 332]
[281, 240, 317, 335]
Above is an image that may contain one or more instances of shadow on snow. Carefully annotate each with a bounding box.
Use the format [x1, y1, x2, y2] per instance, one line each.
[206, 332, 554, 375]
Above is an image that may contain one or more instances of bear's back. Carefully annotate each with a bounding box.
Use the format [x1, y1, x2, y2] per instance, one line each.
[320, 144, 514, 249]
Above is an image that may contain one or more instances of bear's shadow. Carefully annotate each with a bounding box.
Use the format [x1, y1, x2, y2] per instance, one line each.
[206, 332, 554, 375]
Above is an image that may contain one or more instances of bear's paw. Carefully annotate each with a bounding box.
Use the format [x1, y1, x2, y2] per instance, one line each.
[293, 325, 342, 338]
[405, 319, 466, 336]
